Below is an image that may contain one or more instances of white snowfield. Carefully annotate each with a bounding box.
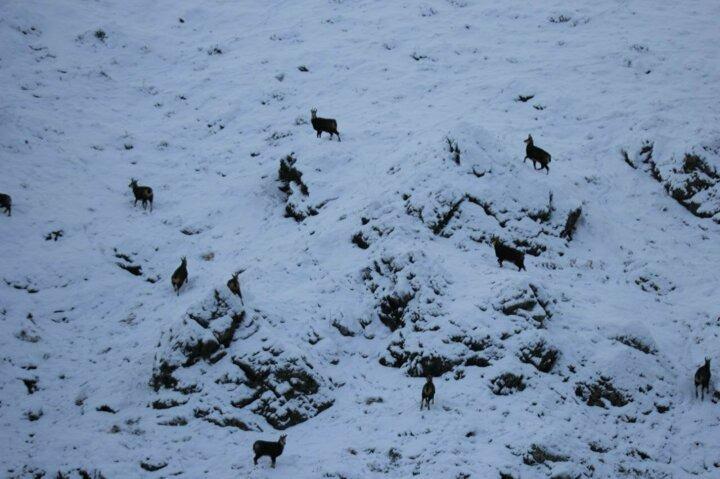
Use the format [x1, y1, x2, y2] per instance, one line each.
[1, 0, 719, 477]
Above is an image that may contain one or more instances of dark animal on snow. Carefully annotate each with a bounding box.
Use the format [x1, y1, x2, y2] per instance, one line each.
[524, 134, 551, 174]
[171, 257, 188, 295]
[310, 108, 340, 141]
[227, 271, 243, 303]
[493, 238, 526, 271]
[421, 375, 435, 410]
[0, 193, 11, 216]
[253, 434, 287, 468]
[695, 357, 711, 401]
[128, 178, 154, 211]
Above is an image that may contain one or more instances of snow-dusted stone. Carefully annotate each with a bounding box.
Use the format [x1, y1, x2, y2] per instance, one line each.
[151, 288, 334, 430]
[403, 124, 584, 255]
[624, 140, 720, 222]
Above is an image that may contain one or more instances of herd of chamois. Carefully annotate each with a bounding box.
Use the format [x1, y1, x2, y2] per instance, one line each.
[1, 109, 715, 470]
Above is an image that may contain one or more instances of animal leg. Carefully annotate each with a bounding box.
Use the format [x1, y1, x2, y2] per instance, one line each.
[271, 458, 276, 468]
[497, 259, 503, 268]
[316, 130, 321, 138]
[134, 199, 138, 207]
[253, 455, 259, 465]
[336, 131, 341, 142]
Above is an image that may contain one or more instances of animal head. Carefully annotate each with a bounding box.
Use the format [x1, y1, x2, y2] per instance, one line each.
[706, 357, 711, 366]
[231, 272, 239, 281]
[279, 434, 287, 445]
[310, 108, 317, 118]
[491, 236, 500, 246]
[426, 374, 433, 383]
[180, 256, 187, 264]
[524, 134, 533, 145]
[129, 178, 138, 188]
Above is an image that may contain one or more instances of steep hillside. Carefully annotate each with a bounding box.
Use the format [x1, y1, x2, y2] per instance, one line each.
[2, 1, 720, 478]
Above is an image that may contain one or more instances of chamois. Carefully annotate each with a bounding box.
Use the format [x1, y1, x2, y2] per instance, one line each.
[227, 271, 243, 303]
[493, 238, 526, 271]
[253, 434, 287, 468]
[524, 135, 551, 174]
[421, 375, 435, 410]
[128, 178, 154, 211]
[310, 108, 340, 141]
[171, 257, 188, 295]
[0, 193, 11, 216]
[695, 358, 711, 401]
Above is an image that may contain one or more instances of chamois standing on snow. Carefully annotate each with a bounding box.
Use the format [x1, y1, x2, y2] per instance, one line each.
[0, 193, 11, 216]
[524, 135, 551, 174]
[493, 238, 526, 271]
[695, 358, 711, 401]
[128, 178, 154, 211]
[227, 272, 243, 303]
[253, 434, 287, 468]
[310, 108, 340, 141]
[171, 257, 188, 295]
[421, 375, 435, 410]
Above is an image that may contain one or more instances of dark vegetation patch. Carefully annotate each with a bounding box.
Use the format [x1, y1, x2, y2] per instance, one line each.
[490, 373, 526, 395]
[277, 154, 322, 222]
[22, 378, 38, 394]
[446, 137, 461, 165]
[614, 335, 656, 355]
[523, 444, 568, 466]
[575, 377, 631, 408]
[548, 15, 571, 23]
[351, 231, 370, 249]
[44, 230, 64, 241]
[151, 397, 188, 410]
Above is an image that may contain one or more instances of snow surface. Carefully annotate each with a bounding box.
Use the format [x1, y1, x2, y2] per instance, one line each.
[2, 0, 720, 477]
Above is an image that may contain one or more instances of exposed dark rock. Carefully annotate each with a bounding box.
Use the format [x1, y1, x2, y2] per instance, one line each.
[560, 206, 582, 240]
[518, 340, 559, 373]
[625, 142, 720, 222]
[140, 461, 167, 472]
[152, 289, 334, 430]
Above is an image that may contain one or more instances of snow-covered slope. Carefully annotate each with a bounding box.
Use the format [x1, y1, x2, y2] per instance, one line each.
[2, 0, 720, 477]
